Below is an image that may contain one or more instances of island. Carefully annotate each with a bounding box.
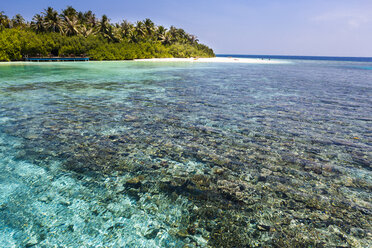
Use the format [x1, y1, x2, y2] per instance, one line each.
[0, 6, 215, 61]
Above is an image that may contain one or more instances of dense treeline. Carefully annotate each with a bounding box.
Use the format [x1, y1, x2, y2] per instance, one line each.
[0, 7, 214, 61]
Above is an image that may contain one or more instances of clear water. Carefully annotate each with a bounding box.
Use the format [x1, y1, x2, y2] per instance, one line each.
[0, 60, 371, 247]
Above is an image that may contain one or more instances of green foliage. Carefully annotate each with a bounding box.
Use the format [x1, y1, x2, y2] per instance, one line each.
[168, 43, 215, 58]
[0, 7, 215, 61]
[0, 29, 28, 61]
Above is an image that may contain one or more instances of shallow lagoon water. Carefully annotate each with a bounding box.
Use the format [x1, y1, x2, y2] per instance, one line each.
[0, 60, 371, 247]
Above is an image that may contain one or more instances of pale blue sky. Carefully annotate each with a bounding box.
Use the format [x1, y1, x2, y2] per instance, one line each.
[1, 0, 372, 56]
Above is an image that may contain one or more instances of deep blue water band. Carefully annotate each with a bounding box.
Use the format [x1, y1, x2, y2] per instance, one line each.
[217, 54, 372, 62]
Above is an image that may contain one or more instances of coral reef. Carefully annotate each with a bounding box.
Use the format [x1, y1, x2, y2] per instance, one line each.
[0, 61, 371, 247]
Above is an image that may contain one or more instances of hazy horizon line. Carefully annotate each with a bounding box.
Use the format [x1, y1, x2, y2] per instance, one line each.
[216, 54, 372, 58]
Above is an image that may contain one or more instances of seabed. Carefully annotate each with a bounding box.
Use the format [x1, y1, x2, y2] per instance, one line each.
[0, 60, 371, 247]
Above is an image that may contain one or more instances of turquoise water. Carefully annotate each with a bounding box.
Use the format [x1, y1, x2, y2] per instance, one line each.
[0, 60, 371, 247]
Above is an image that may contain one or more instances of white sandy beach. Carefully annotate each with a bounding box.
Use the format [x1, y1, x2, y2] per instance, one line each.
[135, 57, 290, 64]
[0, 57, 290, 64]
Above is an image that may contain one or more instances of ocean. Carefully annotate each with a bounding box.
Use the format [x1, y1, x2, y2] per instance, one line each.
[217, 54, 372, 63]
[0, 58, 371, 247]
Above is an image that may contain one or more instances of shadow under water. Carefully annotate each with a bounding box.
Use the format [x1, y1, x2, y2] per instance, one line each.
[0, 61, 371, 247]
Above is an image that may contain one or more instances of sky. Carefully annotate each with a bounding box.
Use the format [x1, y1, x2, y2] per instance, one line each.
[1, 0, 372, 57]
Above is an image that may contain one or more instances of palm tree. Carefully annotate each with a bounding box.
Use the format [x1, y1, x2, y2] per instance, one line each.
[43, 7, 64, 33]
[188, 34, 198, 44]
[161, 33, 173, 45]
[61, 6, 77, 20]
[157, 25, 166, 35]
[98, 14, 110, 35]
[98, 15, 119, 42]
[111, 25, 122, 42]
[168, 25, 179, 43]
[80, 25, 95, 37]
[156, 26, 169, 44]
[60, 6, 80, 36]
[130, 32, 138, 43]
[0, 11, 10, 29]
[77, 11, 85, 24]
[119, 20, 133, 40]
[176, 28, 187, 43]
[31, 14, 45, 33]
[84, 11, 97, 28]
[64, 16, 80, 36]
[11, 14, 25, 28]
[143, 18, 155, 37]
[134, 21, 146, 39]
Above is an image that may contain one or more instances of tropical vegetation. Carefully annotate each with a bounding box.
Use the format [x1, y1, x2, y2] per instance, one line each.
[0, 7, 214, 61]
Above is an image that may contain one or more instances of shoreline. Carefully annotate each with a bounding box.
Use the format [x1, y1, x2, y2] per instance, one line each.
[134, 57, 289, 64]
[0, 57, 290, 65]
